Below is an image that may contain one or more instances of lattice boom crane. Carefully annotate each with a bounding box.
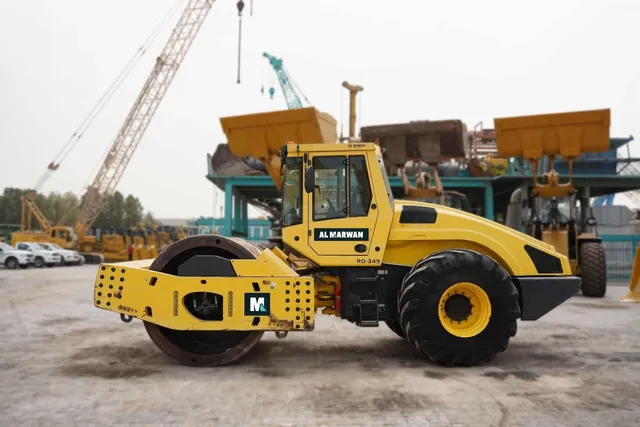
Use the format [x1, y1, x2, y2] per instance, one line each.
[262, 52, 310, 110]
[75, 0, 216, 237]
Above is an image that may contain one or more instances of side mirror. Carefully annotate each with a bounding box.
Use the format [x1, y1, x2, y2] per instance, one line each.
[304, 166, 315, 193]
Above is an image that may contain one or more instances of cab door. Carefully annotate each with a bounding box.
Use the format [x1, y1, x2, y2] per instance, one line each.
[307, 154, 378, 256]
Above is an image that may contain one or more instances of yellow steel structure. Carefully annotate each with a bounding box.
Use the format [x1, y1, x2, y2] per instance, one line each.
[341, 81, 363, 141]
[622, 248, 640, 302]
[94, 110, 580, 368]
[495, 108, 610, 297]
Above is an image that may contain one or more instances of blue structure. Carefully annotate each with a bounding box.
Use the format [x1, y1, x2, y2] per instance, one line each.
[206, 136, 640, 241]
[554, 137, 634, 176]
[188, 216, 272, 242]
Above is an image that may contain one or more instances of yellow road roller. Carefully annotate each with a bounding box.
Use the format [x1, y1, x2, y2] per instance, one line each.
[93, 110, 580, 367]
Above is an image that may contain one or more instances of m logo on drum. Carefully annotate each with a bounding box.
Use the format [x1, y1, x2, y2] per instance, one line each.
[245, 293, 270, 316]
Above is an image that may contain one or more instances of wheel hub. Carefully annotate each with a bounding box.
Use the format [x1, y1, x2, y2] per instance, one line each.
[444, 293, 472, 321]
[438, 282, 492, 338]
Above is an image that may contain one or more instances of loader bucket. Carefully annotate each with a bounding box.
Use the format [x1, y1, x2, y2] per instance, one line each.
[494, 109, 611, 160]
[220, 108, 338, 159]
[360, 120, 468, 169]
[220, 108, 338, 187]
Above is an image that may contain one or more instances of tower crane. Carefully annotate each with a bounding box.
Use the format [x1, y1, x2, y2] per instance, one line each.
[262, 52, 310, 110]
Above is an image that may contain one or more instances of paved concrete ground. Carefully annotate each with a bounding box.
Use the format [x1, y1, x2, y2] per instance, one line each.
[0, 265, 639, 427]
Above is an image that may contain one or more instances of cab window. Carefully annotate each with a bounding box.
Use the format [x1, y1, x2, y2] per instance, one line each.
[312, 155, 373, 221]
[282, 157, 303, 227]
[349, 155, 372, 217]
[313, 156, 348, 221]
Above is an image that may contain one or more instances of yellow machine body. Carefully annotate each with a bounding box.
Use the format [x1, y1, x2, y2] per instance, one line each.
[96, 249, 315, 331]
[93, 109, 582, 368]
[280, 142, 569, 275]
[11, 225, 77, 249]
[96, 140, 575, 323]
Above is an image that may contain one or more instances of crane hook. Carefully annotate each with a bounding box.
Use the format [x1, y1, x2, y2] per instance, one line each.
[236, 1, 245, 84]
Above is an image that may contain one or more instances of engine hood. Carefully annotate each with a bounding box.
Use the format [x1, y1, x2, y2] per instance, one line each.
[391, 199, 554, 251]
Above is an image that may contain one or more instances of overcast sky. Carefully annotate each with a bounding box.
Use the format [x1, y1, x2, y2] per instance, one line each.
[1, 0, 638, 219]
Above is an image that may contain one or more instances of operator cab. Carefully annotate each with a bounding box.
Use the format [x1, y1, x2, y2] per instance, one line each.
[279, 141, 394, 264]
[50, 226, 78, 248]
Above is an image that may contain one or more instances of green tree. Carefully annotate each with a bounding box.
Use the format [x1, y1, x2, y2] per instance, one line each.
[143, 211, 157, 226]
[1, 187, 153, 231]
[94, 191, 126, 229]
[123, 195, 144, 227]
[0, 187, 32, 225]
[44, 191, 80, 224]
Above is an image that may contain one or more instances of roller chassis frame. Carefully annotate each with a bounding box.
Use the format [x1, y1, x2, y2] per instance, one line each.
[95, 251, 580, 334]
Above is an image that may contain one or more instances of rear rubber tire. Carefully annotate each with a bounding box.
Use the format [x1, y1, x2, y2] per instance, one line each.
[399, 249, 520, 367]
[143, 235, 264, 367]
[580, 242, 607, 298]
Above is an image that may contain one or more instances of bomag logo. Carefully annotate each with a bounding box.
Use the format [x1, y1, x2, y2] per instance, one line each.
[245, 293, 270, 316]
[314, 228, 369, 241]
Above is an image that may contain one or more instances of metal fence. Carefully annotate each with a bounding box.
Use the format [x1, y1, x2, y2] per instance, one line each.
[601, 234, 638, 280]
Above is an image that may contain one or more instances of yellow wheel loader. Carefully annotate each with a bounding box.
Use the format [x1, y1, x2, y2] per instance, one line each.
[93, 111, 580, 368]
[496, 108, 610, 298]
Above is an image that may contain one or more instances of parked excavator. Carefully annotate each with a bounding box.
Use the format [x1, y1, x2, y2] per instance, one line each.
[497, 108, 610, 298]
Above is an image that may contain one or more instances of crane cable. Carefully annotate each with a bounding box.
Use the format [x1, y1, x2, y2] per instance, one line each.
[236, 1, 245, 84]
[288, 72, 311, 107]
[35, 0, 186, 192]
[53, 0, 187, 226]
